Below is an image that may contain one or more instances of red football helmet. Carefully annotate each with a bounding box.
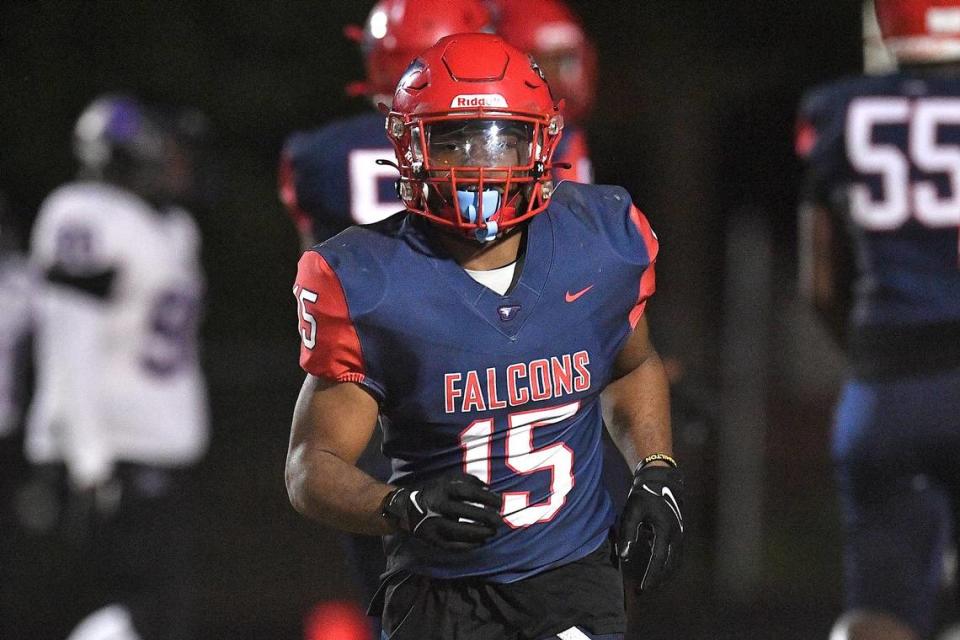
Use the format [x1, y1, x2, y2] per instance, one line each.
[875, 0, 960, 63]
[346, 0, 493, 101]
[386, 33, 565, 242]
[304, 600, 370, 640]
[491, 0, 596, 124]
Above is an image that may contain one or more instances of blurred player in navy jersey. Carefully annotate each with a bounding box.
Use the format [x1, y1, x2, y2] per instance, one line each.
[278, 0, 493, 250]
[797, 1, 960, 638]
[4, 95, 210, 640]
[490, 0, 597, 185]
[286, 33, 684, 639]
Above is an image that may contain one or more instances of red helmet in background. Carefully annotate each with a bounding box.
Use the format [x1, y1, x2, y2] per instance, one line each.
[387, 33, 565, 242]
[491, 0, 596, 124]
[875, 0, 960, 63]
[304, 601, 370, 640]
[346, 0, 493, 102]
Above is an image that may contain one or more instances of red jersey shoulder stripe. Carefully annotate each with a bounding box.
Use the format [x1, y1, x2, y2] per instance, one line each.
[628, 205, 658, 329]
[294, 250, 366, 384]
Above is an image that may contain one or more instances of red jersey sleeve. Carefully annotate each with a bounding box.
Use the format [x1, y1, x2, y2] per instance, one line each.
[293, 250, 367, 385]
[627, 205, 658, 328]
[278, 151, 313, 238]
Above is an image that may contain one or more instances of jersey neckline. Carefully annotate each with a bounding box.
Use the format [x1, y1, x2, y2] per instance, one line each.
[401, 212, 555, 340]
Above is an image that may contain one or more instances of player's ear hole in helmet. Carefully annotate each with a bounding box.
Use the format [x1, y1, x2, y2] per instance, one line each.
[385, 33, 565, 244]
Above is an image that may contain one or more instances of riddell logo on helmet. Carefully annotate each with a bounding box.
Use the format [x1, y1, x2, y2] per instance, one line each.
[451, 94, 508, 108]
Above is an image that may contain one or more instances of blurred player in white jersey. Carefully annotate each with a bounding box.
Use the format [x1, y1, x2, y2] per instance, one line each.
[9, 94, 210, 640]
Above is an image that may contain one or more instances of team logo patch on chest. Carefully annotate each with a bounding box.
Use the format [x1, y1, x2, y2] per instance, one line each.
[498, 304, 521, 322]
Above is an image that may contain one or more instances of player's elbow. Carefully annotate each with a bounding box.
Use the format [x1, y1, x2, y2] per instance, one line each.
[284, 445, 313, 517]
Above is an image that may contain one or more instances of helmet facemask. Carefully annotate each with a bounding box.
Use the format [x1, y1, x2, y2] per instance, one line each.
[389, 110, 563, 243]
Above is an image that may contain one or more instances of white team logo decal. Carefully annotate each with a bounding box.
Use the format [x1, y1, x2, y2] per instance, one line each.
[497, 304, 521, 321]
[451, 94, 508, 108]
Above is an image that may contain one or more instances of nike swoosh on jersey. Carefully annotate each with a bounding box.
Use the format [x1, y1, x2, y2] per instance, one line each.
[564, 285, 594, 303]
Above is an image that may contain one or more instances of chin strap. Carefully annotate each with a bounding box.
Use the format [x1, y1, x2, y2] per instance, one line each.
[457, 189, 502, 242]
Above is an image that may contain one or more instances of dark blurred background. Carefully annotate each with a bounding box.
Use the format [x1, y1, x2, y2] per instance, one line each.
[0, 1, 864, 638]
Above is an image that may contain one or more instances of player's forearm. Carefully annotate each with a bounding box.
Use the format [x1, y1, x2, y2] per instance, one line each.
[285, 443, 395, 535]
[601, 350, 672, 470]
[800, 202, 851, 345]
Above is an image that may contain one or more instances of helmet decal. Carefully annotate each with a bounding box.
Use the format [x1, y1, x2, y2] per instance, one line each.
[450, 94, 509, 108]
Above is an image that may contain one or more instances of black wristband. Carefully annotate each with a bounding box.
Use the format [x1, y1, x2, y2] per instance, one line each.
[635, 452, 678, 473]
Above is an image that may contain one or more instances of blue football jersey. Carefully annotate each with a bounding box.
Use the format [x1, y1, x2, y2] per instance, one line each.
[293, 181, 657, 582]
[798, 72, 960, 330]
[279, 112, 402, 242]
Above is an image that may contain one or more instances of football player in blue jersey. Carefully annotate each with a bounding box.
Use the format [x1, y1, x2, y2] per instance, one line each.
[797, 2, 960, 639]
[286, 33, 684, 639]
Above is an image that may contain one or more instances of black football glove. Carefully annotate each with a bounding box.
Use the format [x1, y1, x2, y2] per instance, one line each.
[382, 472, 504, 551]
[617, 462, 685, 592]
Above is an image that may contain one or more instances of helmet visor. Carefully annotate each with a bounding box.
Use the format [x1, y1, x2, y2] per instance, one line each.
[420, 120, 534, 169]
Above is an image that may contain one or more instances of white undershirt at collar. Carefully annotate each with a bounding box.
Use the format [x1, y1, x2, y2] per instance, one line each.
[463, 261, 517, 295]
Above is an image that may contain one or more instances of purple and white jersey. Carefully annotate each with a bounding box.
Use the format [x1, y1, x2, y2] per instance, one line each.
[27, 182, 208, 476]
[293, 181, 657, 582]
